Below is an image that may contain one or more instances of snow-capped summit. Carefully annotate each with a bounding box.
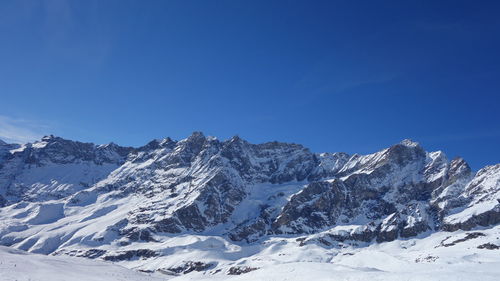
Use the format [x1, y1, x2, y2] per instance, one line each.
[0, 133, 498, 276]
[400, 138, 420, 147]
[0, 136, 133, 203]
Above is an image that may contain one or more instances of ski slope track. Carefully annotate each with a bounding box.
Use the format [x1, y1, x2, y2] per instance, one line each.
[0, 133, 498, 280]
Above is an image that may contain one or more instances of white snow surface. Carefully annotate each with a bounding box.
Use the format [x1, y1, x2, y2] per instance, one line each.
[1, 226, 500, 281]
[0, 246, 163, 281]
[169, 226, 500, 281]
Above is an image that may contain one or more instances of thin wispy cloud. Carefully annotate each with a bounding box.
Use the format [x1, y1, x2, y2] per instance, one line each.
[0, 115, 49, 144]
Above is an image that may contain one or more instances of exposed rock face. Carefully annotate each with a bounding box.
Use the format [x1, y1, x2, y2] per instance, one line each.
[102, 249, 159, 261]
[228, 266, 259, 275]
[477, 243, 500, 250]
[53, 248, 108, 259]
[273, 180, 352, 234]
[82, 132, 323, 236]
[439, 164, 500, 231]
[0, 136, 133, 202]
[438, 232, 486, 247]
[268, 141, 453, 242]
[167, 261, 215, 274]
[0, 133, 498, 267]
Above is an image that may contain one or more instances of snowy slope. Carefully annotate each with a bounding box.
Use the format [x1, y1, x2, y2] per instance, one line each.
[3, 225, 500, 281]
[0, 246, 164, 281]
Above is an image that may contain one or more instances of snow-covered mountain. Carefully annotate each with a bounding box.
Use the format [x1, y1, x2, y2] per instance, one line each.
[0, 133, 498, 279]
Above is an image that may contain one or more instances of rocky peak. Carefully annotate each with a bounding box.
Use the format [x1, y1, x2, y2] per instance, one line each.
[139, 139, 162, 151]
[186, 131, 206, 142]
[384, 140, 426, 165]
[450, 157, 469, 169]
[95, 143, 134, 165]
[176, 132, 207, 155]
[465, 164, 500, 197]
[25, 136, 94, 164]
[424, 151, 449, 182]
[40, 135, 57, 142]
[337, 140, 426, 178]
[309, 152, 350, 180]
[0, 140, 20, 165]
[219, 134, 248, 152]
[159, 137, 176, 147]
[447, 157, 472, 183]
[222, 135, 249, 150]
[138, 138, 177, 152]
[14, 136, 132, 166]
[400, 139, 420, 147]
[228, 135, 244, 143]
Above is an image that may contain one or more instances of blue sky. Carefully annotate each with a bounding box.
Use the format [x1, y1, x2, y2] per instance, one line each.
[0, 0, 499, 170]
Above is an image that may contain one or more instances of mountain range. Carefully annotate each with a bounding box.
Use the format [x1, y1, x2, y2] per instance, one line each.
[0, 133, 498, 278]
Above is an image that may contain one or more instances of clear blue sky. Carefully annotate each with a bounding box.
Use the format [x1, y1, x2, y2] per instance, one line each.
[0, 0, 499, 170]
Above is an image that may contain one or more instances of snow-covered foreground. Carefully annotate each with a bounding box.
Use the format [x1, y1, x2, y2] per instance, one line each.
[0, 246, 163, 281]
[2, 226, 499, 281]
[173, 262, 499, 281]
[170, 226, 500, 281]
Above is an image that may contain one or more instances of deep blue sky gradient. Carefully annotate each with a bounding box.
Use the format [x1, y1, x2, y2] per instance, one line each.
[0, 0, 499, 169]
